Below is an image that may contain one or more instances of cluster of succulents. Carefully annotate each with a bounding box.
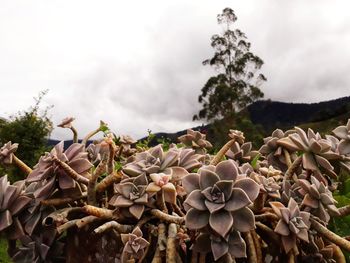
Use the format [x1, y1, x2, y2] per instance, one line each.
[2, 117, 350, 262]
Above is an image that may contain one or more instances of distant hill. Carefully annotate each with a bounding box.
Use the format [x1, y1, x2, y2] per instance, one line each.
[48, 96, 350, 148]
[247, 96, 350, 132]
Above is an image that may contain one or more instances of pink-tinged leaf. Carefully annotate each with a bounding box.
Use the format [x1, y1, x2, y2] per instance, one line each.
[199, 169, 220, 190]
[338, 140, 350, 155]
[297, 229, 309, 242]
[170, 167, 188, 181]
[233, 178, 260, 202]
[228, 231, 246, 258]
[182, 173, 200, 194]
[69, 158, 93, 174]
[269, 201, 285, 218]
[163, 183, 177, 204]
[302, 194, 319, 209]
[282, 235, 296, 253]
[232, 207, 255, 232]
[9, 195, 31, 215]
[209, 210, 233, 237]
[211, 239, 229, 261]
[333, 126, 348, 139]
[129, 204, 144, 219]
[0, 210, 13, 231]
[114, 195, 134, 207]
[277, 137, 299, 152]
[146, 182, 162, 193]
[215, 160, 238, 181]
[315, 155, 333, 171]
[274, 220, 290, 236]
[184, 190, 206, 210]
[225, 188, 251, 212]
[59, 173, 75, 189]
[3, 185, 17, 208]
[205, 200, 225, 213]
[185, 208, 209, 230]
[302, 152, 317, 171]
[64, 143, 84, 160]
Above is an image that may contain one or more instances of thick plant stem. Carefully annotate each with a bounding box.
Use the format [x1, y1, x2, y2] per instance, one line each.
[256, 222, 280, 245]
[107, 143, 116, 174]
[94, 221, 133, 234]
[244, 232, 258, 263]
[82, 128, 101, 147]
[57, 219, 80, 234]
[210, 139, 235, 165]
[253, 193, 266, 212]
[52, 156, 89, 185]
[71, 127, 78, 143]
[157, 223, 167, 251]
[151, 247, 162, 263]
[95, 171, 122, 193]
[283, 149, 292, 168]
[285, 156, 302, 180]
[41, 192, 87, 206]
[83, 205, 115, 219]
[166, 223, 177, 263]
[251, 230, 263, 263]
[190, 252, 198, 263]
[88, 158, 107, 205]
[337, 205, 350, 217]
[43, 207, 83, 226]
[198, 253, 206, 263]
[156, 191, 168, 213]
[13, 155, 32, 175]
[150, 209, 185, 224]
[287, 251, 295, 263]
[311, 218, 350, 252]
[255, 212, 279, 221]
[75, 215, 102, 228]
[332, 244, 346, 263]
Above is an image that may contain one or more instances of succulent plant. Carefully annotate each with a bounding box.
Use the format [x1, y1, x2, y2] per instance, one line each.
[225, 141, 259, 164]
[252, 173, 281, 199]
[176, 148, 204, 172]
[109, 174, 149, 219]
[120, 227, 149, 263]
[192, 230, 246, 261]
[228, 130, 245, 144]
[270, 198, 311, 253]
[118, 135, 137, 157]
[57, 117, 75, 129]
[12, 228, 63, 263]
[278, 127, 339, 180]
[304, 236, 336, 263]
[178, 129, 212, 154]
[146, 171, 177, 204]
[0, 142, 18, 165]
[27, 142, 92, 194]
[297, 176, 339, 222]
[332, 119, 350, 155]
[259, 129, 296, 171]
[0, 175, 31, 237]
[86, 143, 102, 164]
[183, 160, 259, 237]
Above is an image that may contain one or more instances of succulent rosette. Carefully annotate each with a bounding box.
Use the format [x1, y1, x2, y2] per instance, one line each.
[278, 127, 339, 181]
[178, 129, 212, 154]
[26, 142, 92, 197]
[192, 230, 246, 261]
[297, 176, 339, 222]
[120, 227, 149, 263]
[0, 175, 31, 237]
[332, 119, 350, 155]
[270, 198, 311, 253]
[109, 174, 149, 219]
[225, 141, 259, 164]
[183, 160, 260, 237]
[123, 145, 179, 176]
[57, 117, 75, 129]
[0, 141, 18, 165]
[252, 173, 281, 199]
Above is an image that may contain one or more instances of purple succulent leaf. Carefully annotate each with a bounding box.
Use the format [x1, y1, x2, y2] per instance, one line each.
[9, 195, 32, 216]
[333, 126, 348, 139]
[192, 233, 211, 252]
[233, 178, 260, 202]
[199, 169, 220, 190]
[215, 160, 238, 181]
[129, 204, 144, 219]
[170, 167, 188, 181]
[282, 235, 296, 253]
[209, 210, 233, 237]
[0, 210, 13, 231]
[115, 183, 134, 198]
[205, 200, 226, 213]
[58, 173, 76, 190]
[301, 194, 319, 209]
[211, 238, 229, 261]
[274, 220, 290, 236]
[225, 188, 252, 211]
[231, 207, 255, 232]
[114, 196, 134, 207]
[215, 180, 233, 200]
[182, 173, 200, 194]
[184, 190, 207, 210]
[228, 231, 246, 258]
[162, 183, 177, 204]
[185, 208, 209, 230]
[302, 152, 318, 171]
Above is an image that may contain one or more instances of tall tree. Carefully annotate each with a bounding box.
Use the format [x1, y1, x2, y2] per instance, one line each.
[193, 8, 266, 122]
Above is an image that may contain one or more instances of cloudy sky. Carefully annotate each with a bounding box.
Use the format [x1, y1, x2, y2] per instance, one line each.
[1, 0, 350, 140]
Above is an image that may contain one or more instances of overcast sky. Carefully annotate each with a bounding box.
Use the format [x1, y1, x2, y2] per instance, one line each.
[1, 0, 350, 140]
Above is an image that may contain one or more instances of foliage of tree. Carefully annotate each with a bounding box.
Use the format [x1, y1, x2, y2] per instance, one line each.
[193, 7, 266, 122]
[0, 90, 53, 182]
